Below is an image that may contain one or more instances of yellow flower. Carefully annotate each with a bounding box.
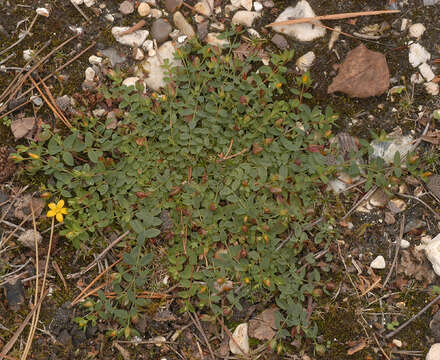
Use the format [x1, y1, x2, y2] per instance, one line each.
[275, 83, 282, 88]
[302, 74, 308, 84]
[47, 200, 68, 223]
[28, 152, 40, 160]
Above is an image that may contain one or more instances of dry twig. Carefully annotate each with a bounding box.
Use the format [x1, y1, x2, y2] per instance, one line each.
[266, 9, 400, 27]
[120, 20, 146, 36]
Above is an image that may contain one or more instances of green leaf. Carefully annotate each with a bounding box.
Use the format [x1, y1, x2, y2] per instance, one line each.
[88, 149, 102, 163]
[130, 220, 144, 234]
[145, 228, 160, 238]
[62, 151, 74, 166]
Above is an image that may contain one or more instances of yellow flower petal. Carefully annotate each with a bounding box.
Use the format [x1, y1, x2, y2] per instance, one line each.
[57, 199, 65, 208]
[60, 208, 68, 215]
[47, 210, 56, 217]
[48, 203, 57, 210]
[56, 213, 64, 222]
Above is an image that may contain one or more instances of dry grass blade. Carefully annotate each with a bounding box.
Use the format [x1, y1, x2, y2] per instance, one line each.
[20, 203, 40, 360]
[52, 260, 67, 290]
[265, 9, 400, 27]
[28, 76, 72, 129]
[38, 77, 70, 127]
[70, 258, 121, 306]
[20, 215, 55, 359]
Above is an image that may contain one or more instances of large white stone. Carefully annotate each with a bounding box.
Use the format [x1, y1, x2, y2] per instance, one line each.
[408, 43, 431, 68]
[427, 343, 440, 360]
[272, 1, 326, 42]
[137, 41, 181, 90]
[232, 11, 260, 27]
[229, 323, 249, 355]
[112, 27, 149, 47]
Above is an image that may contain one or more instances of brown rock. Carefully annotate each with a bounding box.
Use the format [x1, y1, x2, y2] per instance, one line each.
[249, 308, 277, 341]
[328, 43, 389, 98]
[165, 0, 183, 12]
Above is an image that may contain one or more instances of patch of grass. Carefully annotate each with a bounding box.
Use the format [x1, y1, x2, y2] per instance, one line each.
[13, 35, 420, 344]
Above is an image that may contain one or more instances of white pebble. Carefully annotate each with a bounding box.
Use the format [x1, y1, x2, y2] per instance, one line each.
[148, 49, 156, 57]
[23, 49, 34, 61]
[425, 82, 439, 96]
[410, 72, 424, 84]
[36, 7, 50, 17]
[408, 43, 431, 68]
[392, 339, 402, 347]
[138, 2, 151, 16]
[408, 23, 426, 38]
[253, 1, 263, 11]
[122, 77, 140, 87]
[85, 67, 95, 81]
[177, 35, 187, 43]
[133, 48, 144, 60]
[400, 239, 410, 249]
[142, 39, 154, 51]
[370, 255, 386, 269]
[105, 14, 115, 22]
[89, 55, 102, 65]
[84, 0, 96, 6]
[150, 9, 162, 18]
[419, 62, 435, 81]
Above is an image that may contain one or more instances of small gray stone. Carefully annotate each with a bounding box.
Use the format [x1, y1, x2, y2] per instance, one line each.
[165, 0, 183, 12]
[151, 19, 172, 44]
[119, 0, 134, 14]
[56, 95, 73, 113]
[424, 0, 439, 5]
[100, 47, 127, 66]
[18, 229, 42, 250]
[197, 21, 209, 40]
[271, 34, 288, 49]
[4, 279, 25, 310]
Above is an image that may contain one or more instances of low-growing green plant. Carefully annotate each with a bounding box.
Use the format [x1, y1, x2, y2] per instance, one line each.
[13, 35, 420, 340]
